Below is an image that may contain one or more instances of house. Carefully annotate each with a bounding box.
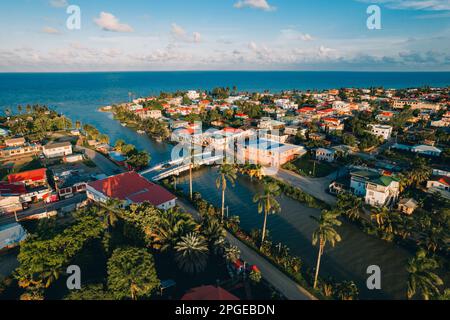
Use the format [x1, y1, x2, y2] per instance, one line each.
[5, 137, 26, 147]
[86, 171, 177, 210]
[411, 145, 442, 157]
[315, 148, 336, 162]
[0, 143, 41, 160]
[258, 118, 285, 130]
[135, 108, 162, 120]
[350, 170, 381, 196]
[284, 125, 301, 136]
[181, 286, 239, 301]
[43, 141, 73, 158]
[0, 223, 27, 251]
[365, 175, 400, 207]
[170, 120, 190, 130]
[238, 139, 306, 167]
[8, 168, 48, 188]
[398, 198, 419, 215]
[186, 90, 200, 100]
[258, 131, 289, 143]
[427, 176, 450, 199]
[0, 196, 23, 214]
[235, 113, 249, 120]
[369, 124, 393, 140]
[63, 154, 84, 163]
[376, 111, 395, 122]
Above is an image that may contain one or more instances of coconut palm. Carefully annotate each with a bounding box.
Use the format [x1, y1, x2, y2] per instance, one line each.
[201, 218, 226, 254]
[371, 207, 393, 233]
[311, 210, 342, 289]
[336, 193, 363, 221]
[253, 182, 281, 245]
[406, 249, 443, 300]
[335, 281, 359, 300]
[151, 209, 197, 252]
[224, 245, 241, 263]
[216, 164, 237, 222]
[175, 233, 209, 274]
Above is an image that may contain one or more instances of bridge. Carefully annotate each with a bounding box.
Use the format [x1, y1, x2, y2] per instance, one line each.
[140, 152, 223, 181]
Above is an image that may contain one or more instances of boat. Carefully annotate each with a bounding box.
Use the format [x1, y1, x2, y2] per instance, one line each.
[121, 123, 127, 127]
[137, 130, 145, 134]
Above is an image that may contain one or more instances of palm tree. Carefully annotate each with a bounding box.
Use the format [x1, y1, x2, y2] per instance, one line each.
[98, 199, 122, 230]
[311, 210, 342, 289]
[150, 209, 197, 252]
[216, 164, 237, 222]
[17, 105, 22, 114]
[175, 233, 209, 274]
[224, 245, 241, 263]
[202, 218, 226, 255]
[336, 193, 362, 221]
[75, 120, 81, 130]
[253, 182, 281, 245]
[406, 249, 443, 300]
[371, 207, 392, 233]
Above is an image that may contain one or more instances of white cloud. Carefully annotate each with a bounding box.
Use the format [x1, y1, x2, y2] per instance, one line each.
[234, 0, 276, 11]
[171, 23, 201, 43]
[42, 26, 61, 34]
[281, 29, 314, 41]
[94, 12, 134, 33]
[357, 0, 450, 11]
[49, 0, 68, 8]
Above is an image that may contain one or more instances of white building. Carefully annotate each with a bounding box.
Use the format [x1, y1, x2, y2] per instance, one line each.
[315, 148, 336, 163]
[427, 176, 450, 199]
[43, 141, 73, 158]
[0, 223, 27, 251]
[186, 90, 200, 100]
[369, 124, 393, 140]
[411, 145, 442, 157]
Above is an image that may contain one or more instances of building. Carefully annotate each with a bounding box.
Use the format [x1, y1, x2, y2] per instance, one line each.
[258, 117, 285, 130]
[0, 223, 27, 251]
[135, 108, 162, 120]
[8, 168, 48, 188]
[376, 111, 395, 122]
[5, 137, 26, 147]
[0, 143, 41, 160]
[86, 171, 177, 210]
[427, 176, 450, 199]
[186, 90, 200, 100]
[43, 141, 73, 158]
[315, 148, 336, 162]
[398, 198, 419, 215]
[181, 286, 239, 301]
[238, 139, 306, 167]
[369, 124, 393, 140]
[365, 175, 400, 207]
[392, 100, 441, 112]
[411, 145, 442, 157]
[350, 170, 381, 196]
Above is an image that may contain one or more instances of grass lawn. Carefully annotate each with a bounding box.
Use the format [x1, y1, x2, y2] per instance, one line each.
[284, 153, 337, 178]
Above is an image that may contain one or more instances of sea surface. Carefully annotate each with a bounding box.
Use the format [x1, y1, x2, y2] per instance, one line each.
[1, 71, 449, 299]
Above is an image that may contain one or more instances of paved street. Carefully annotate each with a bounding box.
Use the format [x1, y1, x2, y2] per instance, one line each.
[0, 194, 86, 226]
[176, 198, 317, 300]
[274, 168, 337, 205]
[75, 146, 125, 176]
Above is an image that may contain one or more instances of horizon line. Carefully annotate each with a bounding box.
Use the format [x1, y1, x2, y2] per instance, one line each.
[1, 70, 450, 74]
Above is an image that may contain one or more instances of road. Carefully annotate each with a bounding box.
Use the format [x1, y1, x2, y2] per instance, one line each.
[0, 194, 87, 226]
[75, 146, 124, 176]
[274, 168, 337, 205]
[176, 198, 317, 300]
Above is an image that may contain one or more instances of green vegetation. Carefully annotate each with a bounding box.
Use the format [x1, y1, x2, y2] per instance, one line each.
[283, 153, 336, 178]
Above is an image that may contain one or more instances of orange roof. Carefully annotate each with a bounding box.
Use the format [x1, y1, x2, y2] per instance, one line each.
[317, 108, 334, 114]
[380, 112, 393, 117]
[8, 168, 47, 184]
[181, 286, 239, 301]
[437, 176, 450, 186]
[322, 117, 339, 123]
[297, 107, 315, 113]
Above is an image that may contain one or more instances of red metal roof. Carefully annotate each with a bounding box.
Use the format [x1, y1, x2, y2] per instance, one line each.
[181, 286, 240, 301]
[7, 168, 47, 184]
[88, 171, 176, 206]
[437, 176, 450, 186]
[297, 107, 315, 113]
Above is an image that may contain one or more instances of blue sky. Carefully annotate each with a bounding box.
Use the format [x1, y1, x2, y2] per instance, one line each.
[1, 0, 450, 71]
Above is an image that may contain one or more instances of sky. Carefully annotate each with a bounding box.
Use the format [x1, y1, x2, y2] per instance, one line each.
[1, 0, 450, 72]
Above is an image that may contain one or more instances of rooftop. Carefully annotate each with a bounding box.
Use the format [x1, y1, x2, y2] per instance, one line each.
[88, 171, 176, 206]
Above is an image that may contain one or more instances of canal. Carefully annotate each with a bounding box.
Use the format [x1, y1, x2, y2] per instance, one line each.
[92, 112, 412, 299]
